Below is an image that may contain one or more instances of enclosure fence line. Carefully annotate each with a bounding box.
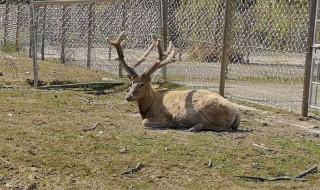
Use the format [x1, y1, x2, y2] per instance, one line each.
[0, 0, 316, 116]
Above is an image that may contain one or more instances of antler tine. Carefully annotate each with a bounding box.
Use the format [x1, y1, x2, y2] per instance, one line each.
[107, 31, 125, 47]
[144, 45, 177, 76]
[156, 40, 165, 60]
[133, 38, 157, 69]
[160, 46, 177, 66]
[107, 32, 138, 78]
[163, 41, 173, 56]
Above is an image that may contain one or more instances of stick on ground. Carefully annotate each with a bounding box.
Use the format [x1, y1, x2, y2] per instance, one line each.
[236, 165, 318, 182]
[252, 143, 277, 152]
[235, 175, 307, 182]
[120, 163, 143, 175]
[83, 122, 101, 132]
[77, 96, 91, 104]
[208, 159, 213, 168]
[295, 165, 318, 178]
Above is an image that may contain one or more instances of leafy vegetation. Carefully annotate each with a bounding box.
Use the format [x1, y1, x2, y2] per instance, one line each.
[174, 0, 309, 62]
[0, 42, 20, 53]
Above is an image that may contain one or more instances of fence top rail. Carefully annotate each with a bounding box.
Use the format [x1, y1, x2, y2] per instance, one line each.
[33, 0, 104, 6]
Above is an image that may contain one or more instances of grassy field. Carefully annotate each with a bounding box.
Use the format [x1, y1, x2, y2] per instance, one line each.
[0, 53, 320, 189]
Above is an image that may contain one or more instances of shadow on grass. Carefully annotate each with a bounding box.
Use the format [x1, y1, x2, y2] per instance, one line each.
[146, 126, 254, 134]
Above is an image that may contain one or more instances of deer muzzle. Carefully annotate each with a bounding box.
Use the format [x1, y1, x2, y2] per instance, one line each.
[125, 94, 134, 102]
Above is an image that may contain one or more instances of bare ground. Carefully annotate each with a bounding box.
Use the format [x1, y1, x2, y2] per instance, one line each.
[0, 53, 319, 190]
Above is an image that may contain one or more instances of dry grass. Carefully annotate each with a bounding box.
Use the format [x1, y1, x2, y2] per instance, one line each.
[0, 52, 320, 189]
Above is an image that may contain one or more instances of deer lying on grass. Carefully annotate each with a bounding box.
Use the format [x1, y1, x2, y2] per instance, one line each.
[108, 32, 240, 132]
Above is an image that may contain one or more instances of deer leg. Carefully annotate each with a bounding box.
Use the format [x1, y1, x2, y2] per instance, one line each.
[186, 123, 204, 132]
[143, 119, 176, 129]
[143, 119, 162, 128]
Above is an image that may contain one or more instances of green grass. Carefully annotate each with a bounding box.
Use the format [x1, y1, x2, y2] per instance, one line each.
[0, 52, 319, 189]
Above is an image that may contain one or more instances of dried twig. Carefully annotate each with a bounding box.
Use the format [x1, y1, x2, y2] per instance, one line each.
[236, 165, 318, 182]
[295, 165, 318, 178]
[120, 163, 143, 175]
[235, 176, 269, 182]
[235, 175, 307, 182]
[252, 143, 277, 152]
[119, 147, 128, 154]
[83, 122, 101, 132]
[208, 159, 213, 168]
[77, 96, 91, 104]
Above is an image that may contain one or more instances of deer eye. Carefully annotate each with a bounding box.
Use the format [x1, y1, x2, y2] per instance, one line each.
[139, 84, 144, 87]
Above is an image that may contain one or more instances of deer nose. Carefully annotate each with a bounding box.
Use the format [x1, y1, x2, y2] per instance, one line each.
[126, 95, 133, 101]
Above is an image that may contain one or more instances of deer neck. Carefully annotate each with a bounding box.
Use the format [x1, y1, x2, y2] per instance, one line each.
[137, 85, 158, 119]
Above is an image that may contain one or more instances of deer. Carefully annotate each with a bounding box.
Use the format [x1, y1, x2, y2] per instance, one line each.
[107, 32, 240, 132]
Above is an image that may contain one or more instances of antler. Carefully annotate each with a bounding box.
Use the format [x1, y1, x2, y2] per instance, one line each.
[107, 31, 138, 78]
[144, 41, 177, 76]
[133, 36, 157, 69]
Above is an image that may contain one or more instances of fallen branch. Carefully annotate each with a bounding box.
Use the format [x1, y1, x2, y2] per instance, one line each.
[252, 143, 277, 152]
[120, 163, 143, 175]
[83, 122, 101, 132]
[235, 176, 307, 182]
[236, 165, 318, 182]
[295, 165, 318, 178]
[235, 176, 269, 182]
[39, 81, 124, 90]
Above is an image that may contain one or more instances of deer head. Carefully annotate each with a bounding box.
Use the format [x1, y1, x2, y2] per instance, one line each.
[107, 32, 177, 102]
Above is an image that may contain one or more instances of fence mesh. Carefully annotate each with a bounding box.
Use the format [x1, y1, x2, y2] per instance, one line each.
[166, 0, 224, 89]
[0, 0, 313, 113]
[226, 0, 309, 111]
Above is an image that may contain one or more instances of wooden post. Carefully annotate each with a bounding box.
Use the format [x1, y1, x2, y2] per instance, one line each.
[159, 0, 168, 81]
[302, 0, 317, 117]
[30, 0, 38, 88]
[15, 3, 21, 51]
[87, 3, 95, 69]
[219, 0, 233, 97]
[4, 0, 9, 45]
[41, 6, 47, 60]
[60, 5, 67, 64]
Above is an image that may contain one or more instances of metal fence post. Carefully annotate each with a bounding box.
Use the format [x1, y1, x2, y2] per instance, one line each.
[302, 0, 317, 117]
[3, 0, 9, 45]
[41, 6, 46, 60]
[87, 3, 95, 69]
[219, 0, 233, 97]
[29, 4, 32, 58]
[30, 0, 38, 88]
[60, 5, 67, 64]
[159, 0, 168, 82]
[15, 3, 21, 51]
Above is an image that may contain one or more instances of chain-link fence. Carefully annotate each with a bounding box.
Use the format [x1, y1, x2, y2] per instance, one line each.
[225, 0, 309, 112]
[0, 0, 313, 113]
[0, 1, 30, 53]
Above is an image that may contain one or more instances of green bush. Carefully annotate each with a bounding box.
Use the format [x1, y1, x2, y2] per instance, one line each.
[0, 42, 20, 53]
